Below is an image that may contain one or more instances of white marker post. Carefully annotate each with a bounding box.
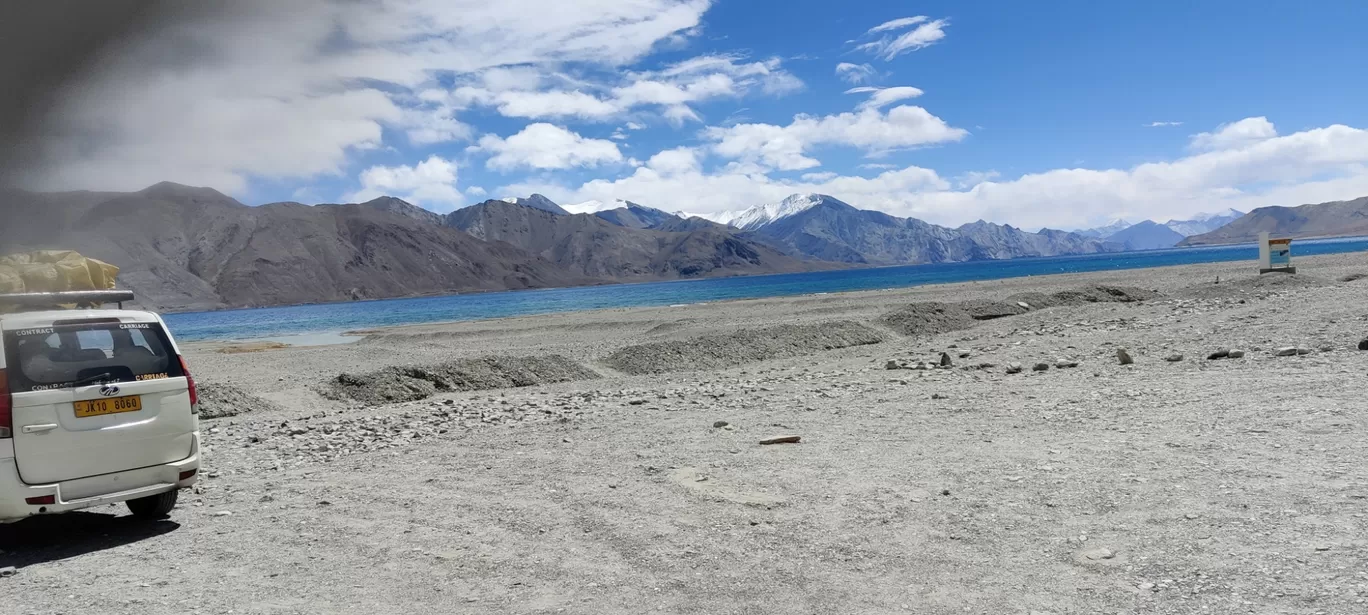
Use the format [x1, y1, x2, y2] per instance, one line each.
[1258, 231, 1296, 274]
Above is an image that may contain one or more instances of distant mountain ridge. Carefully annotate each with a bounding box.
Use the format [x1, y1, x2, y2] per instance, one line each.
[1106, 220, 1187, 251]
[1179, 196, 1368, 246]
[736, 195, 1121, 265]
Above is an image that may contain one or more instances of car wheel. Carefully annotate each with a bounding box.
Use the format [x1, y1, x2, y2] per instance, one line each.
[126, 490, 178, 519]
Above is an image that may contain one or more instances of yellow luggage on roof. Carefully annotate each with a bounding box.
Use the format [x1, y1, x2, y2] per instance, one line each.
[0, 250, 120, 294]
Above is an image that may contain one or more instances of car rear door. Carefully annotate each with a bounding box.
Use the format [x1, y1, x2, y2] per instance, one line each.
[4, 317, 195, 484]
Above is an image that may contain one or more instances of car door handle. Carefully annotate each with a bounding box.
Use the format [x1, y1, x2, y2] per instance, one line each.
[21, 424, 59, 434]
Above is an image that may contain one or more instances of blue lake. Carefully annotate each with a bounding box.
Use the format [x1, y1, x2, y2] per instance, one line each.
[165, 236, 1368, 342]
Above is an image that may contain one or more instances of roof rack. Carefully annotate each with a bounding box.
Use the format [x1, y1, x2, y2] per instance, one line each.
[0, 290, 135, 311]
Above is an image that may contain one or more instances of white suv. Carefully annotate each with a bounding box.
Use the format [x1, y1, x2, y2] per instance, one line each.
[0, 291, 200, 522]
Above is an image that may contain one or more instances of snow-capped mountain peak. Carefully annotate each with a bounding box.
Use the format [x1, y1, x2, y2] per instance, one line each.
[1163, 209, 1245, 236]
[715, 193, 828, 230]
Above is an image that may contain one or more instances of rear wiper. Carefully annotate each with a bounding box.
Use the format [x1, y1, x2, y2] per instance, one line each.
[70, 372, 117, 387]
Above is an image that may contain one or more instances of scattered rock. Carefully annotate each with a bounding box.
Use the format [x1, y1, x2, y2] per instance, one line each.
[1054, 360, 1078, 369]
[1116, 349, 1133, 365]
[1005, 363, 1023, 374]
[1165, 353, 1184, 362]
[1073, 547, 1122, 567]
[1207, 349, 1229, 360]
[1227, 350, 1245, 359]
[1275, 347, 1301, 357]
[939, 352, 953, 367]
[759, 435, 801, 445]
[1033, 362, 1050, 372]
[713, 420, 730, 428]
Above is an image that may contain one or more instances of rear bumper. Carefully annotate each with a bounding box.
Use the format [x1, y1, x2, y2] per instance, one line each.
[0, 431, 200, 522]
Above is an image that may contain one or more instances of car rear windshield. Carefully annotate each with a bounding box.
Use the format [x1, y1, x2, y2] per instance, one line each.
[3, 320, 184, 392]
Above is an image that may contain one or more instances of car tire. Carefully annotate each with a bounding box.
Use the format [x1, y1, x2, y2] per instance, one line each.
[126, 490, 178, 519]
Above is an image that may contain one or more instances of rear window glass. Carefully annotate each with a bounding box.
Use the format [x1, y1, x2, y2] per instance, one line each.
[3, 322, 183, 392]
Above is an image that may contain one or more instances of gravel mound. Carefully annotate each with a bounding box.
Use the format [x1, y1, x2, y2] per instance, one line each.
[605, 321, 885, 375]
[1340, 272, 1368, 283]
[1179, 273, 1331, 300]
[881, 302, 979, 337]
[197, 383, 283, 419]
[883, 285, 1160, 338]
[325, 355, 600, 405]
[1007, 285, 1160, 308]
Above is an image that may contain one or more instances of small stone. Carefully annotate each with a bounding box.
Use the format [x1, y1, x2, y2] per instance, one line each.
[1138, 582, 1155, 591]
[1054, 360, 1078, 369]
[940, 489, 951, 496]
[958, 351, 972, 359]
[1184, 513, 1199, 520]
[1207, 349, 1229, 360]
[210, 510, 233, 517]
[1298, 347, 1314, 355]
[1165, 353, 1184, 362]
[939, 352, 953, 367]
[1358, 338, 1368, 351]
[758, 435, 801, 445]
[885, 360, 901, 370]
[1017, 301, 1031, 309]
[627, 399, 646, 405]
[1227, 350, 1245, 359]
[1074, 547, 1118, 565]
[1033, 362, 1050, 372]
[712, 420, 729, 428]
[1005, 363, 1023, 374]
[1116, 349, 1133, 365]
[931, 393, 948, 400]
[1275, 347, 1299, 357]
[1319, 345, 1334, 352]
[1315, 545, 1332, 552]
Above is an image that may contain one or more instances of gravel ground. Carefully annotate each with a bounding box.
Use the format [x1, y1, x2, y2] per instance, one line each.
[4, 252, 1368, 615]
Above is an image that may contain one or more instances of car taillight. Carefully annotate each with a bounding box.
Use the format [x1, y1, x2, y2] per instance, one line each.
[0, 369, 11, 438]
[178, 355, 199, 412]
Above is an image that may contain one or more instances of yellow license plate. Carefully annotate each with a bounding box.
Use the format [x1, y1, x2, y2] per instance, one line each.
[74, 395, 143, 418]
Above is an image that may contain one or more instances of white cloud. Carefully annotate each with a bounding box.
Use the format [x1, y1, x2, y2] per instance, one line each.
[492, 90, 620, 120]
[706, 105, 968, 170]
[1188, 116, 1277, 151]
[409, 53, 802, 129]
[857, 17, 950, 61]
[466, 185, 487, 197]
[498, 119, 1368, 232]
[835, 62, 876, 84]
[646, 147, 702, 174]
[867, 16, 930, 34]
[471, 123, 623, 171]
[801, 171, 838, 182]
[17, 0, 713, 191]
[846, 86, 925, 110]
[346, 155, 462, 210]
[1145, 121, 1184, 128]
[953, 170, 1001, 189]
[625, 122, 647, 130]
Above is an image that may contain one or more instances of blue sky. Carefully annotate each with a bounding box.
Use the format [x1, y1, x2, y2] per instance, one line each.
[29, 0, 1368, 230]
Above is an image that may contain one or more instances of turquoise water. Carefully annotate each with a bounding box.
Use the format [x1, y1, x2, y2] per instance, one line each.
[164, 237, 1368, 342]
